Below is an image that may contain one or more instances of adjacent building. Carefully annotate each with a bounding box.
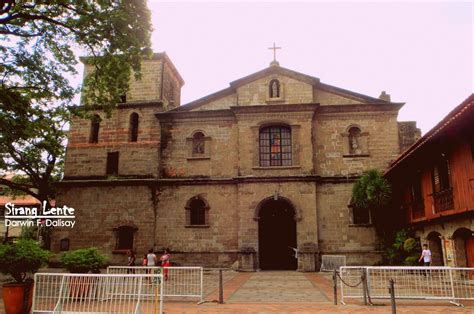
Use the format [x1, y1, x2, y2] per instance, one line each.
[385, 94, 474, 267]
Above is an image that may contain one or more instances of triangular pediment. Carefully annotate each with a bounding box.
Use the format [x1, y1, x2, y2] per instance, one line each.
[172, 64, 394, 112]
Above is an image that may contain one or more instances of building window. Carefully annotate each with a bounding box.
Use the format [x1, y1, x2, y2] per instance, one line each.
[348, 126, 362, 155]
[259, 126, 292, 167]
[89, 114, 101, 143]
[432, 154, 453, 212]
[269, 79, 280, 98]
[352, 206, 370, 225]
[129, 113, 139, 142]
[114, 226, 136, 250]
[192, 132, 205, 156]
[106, 152, 119, 175]
[120, 94, 127, 103]
[432, 155, 451, 192]
[186, 196, 209, 226]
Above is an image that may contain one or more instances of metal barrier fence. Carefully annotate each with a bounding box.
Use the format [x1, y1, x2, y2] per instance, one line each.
[32, 273, 164, 314]
[320, 255, 346, 272]
[107, 266, 203, 302]
[339, 266, 474, 306]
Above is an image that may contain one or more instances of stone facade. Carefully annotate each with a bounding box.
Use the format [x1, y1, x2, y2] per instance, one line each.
[53, 54, 420, 270]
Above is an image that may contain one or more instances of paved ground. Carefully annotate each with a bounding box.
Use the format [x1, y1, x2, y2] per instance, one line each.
[1, 270, 472, 313]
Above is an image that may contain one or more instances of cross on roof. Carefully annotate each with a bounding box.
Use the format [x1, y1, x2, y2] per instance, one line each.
[268, 42, 281, 62]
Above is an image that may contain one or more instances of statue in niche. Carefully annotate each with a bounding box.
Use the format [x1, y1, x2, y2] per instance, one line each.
[270, 79, 280, 98]
[349, 127, 362, 155]
[193, 133, 205, 155]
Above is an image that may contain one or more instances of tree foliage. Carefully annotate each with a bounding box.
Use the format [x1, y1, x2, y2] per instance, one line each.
[352, 169, 391, 210]
[0, 1, 152, 205]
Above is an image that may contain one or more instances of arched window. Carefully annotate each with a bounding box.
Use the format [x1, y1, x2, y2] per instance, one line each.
[186, 197, 208, 226]
[259, 126, 292, 167]
[192, 132, 205, 155]
[114, 226, 137, 250]
[269, 79, 280, 98]
[89, 114, 101, 143]
[129, 112, 139, 142]
[348, 126, 361, 155]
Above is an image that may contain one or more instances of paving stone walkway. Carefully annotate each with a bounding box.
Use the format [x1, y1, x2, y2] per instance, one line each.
[226, 271, 330, 303]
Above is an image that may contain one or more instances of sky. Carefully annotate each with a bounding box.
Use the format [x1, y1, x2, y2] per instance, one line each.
[144, 0, 473, 134]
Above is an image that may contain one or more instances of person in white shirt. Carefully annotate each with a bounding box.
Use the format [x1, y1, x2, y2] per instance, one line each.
[418, 244, 432, 266]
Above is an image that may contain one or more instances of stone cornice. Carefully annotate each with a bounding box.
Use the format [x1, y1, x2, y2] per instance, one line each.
[318, 103, 404, 113]
[155, 109, 236, 121]
[56, 174, 360, 187]
[231, 103, 320, 114]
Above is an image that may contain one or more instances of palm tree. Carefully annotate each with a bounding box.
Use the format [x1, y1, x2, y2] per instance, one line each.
[351, 169, 392, 235]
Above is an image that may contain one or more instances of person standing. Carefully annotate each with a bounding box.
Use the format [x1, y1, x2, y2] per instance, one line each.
[160, 248, 171, 280]
[147, 248, 157, 266]
[418, 244, 432, 266]
[126, 250, 136, 273]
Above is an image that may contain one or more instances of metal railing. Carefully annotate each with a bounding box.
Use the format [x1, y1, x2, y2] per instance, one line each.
[339, 266, 474, 306]
[107, 266, 203, 302]
[433, 188, 454, 213]
[320, 255, 346, 272]
[32, 273, 164, 314]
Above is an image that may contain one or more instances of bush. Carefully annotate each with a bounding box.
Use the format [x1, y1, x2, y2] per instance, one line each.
[385, 229, 420, 266]
[0, 239, 51, 283]
[61, 247, 108, 273]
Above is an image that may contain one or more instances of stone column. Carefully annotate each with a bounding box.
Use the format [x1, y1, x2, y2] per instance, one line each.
[239, 247, 257, 271]
[297, 242, 319, 272]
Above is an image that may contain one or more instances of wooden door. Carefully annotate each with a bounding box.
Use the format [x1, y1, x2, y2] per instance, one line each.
[466, 236, 474, 279]
[466, 236, 474, 267]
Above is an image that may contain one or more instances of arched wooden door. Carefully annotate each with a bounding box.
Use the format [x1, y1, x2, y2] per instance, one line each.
[258, 198, 297, 270]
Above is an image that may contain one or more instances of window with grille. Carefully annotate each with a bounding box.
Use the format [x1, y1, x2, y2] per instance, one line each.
[259, 126, 292, 167]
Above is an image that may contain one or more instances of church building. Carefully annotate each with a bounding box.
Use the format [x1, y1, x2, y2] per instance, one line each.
[53, 52, 420, 271]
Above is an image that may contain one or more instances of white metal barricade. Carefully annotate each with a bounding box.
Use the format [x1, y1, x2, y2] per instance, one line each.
[107, 266, 203, 302]
[320, 255, 346, 272]
[339, 266, 474, 305]
[32, 273, 164, 314]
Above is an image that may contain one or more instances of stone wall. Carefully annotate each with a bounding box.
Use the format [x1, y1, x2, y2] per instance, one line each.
[316, 182, 381, 265]
[314, 110, 400, 176]
[52, 185, 156, 265]
[398, 121, 421, 153]
[236, 75, 314, 106]
[159, 114, 238, 178]
[154, 184, 239, 267]
[314, 88, 362, 105]
[65, 105, 162, 178]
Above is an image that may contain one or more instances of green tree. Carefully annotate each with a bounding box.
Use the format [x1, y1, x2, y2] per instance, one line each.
[0, 1, 152, 207]
[351, 169, 392, 234]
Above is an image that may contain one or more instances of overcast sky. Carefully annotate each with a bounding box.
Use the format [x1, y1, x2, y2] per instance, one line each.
[145, 1, 473, 134]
